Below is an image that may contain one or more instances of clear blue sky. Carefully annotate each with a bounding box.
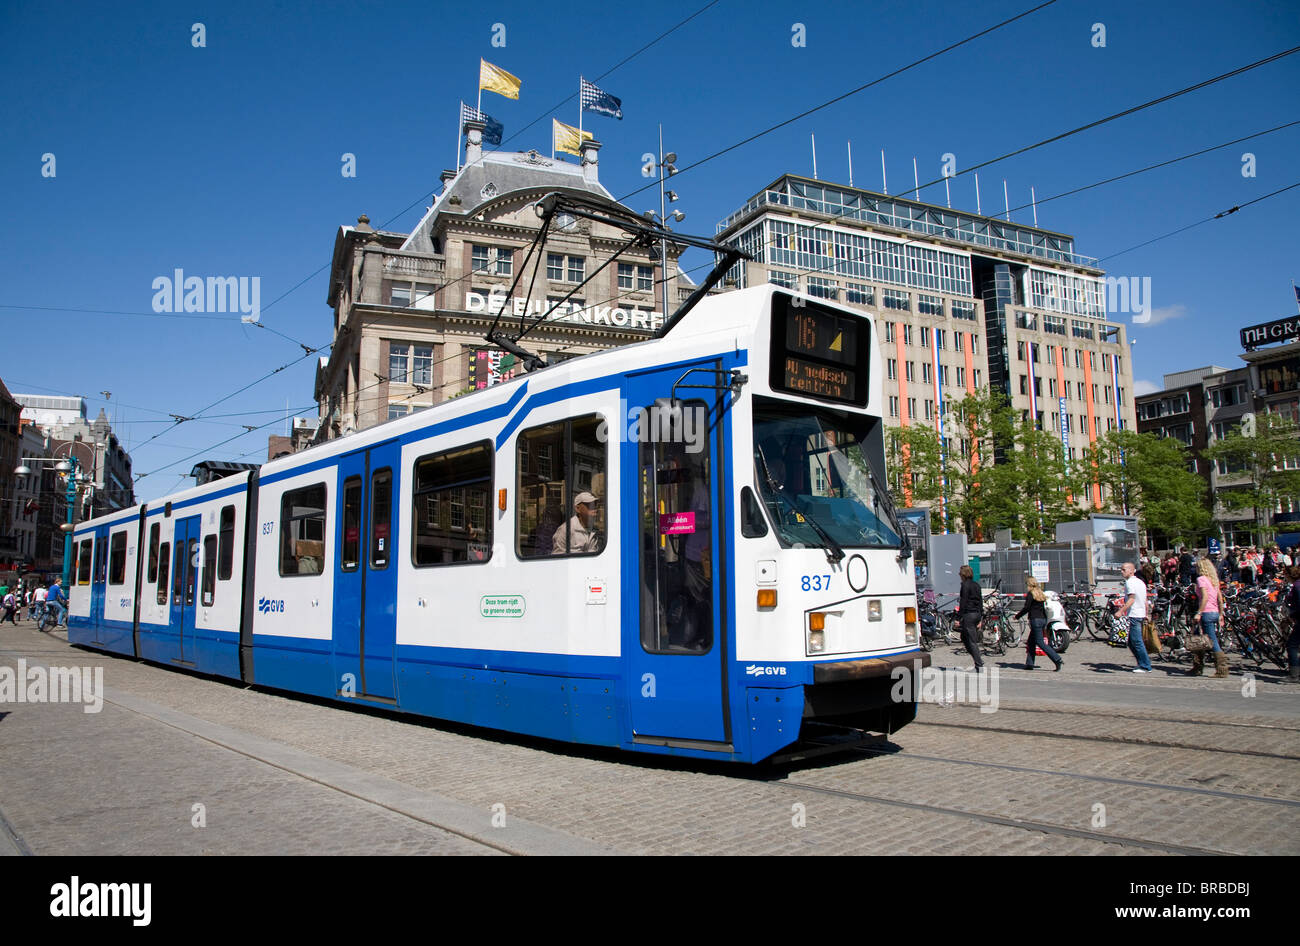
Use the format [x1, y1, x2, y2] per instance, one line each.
[3, 0, 1297, 503]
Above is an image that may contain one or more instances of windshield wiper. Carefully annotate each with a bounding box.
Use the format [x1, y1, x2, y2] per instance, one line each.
[865, 462, 911, 564]
[756, 447, 844, 565]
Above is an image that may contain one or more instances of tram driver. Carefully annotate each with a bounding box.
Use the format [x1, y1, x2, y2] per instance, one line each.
[553, 491, 603, 554]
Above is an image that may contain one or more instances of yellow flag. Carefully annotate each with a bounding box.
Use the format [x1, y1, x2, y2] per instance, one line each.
[479, 59, 521, 99]
[553, 118, 592, 156]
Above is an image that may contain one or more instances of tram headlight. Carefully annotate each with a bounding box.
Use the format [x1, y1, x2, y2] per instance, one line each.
[904, 624, 918, 645]
[868, 600, 882, 621]
[807, 628, 825, 653]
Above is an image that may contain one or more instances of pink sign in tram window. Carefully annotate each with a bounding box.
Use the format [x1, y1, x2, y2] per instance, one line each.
[660, 512, 696, 535]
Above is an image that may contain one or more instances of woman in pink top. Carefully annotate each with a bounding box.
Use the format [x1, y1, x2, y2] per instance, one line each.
[1193, 557, 1227, 677]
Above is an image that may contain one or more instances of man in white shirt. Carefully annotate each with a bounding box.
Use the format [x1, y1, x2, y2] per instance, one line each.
[1116, 561, 1152, 672]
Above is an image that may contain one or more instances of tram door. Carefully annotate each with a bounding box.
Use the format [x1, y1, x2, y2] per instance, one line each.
[88, 529, 108, 634]
[333, 439, 400, 702]
[169, 516, 201, 665]
[625, 364, 729, 744]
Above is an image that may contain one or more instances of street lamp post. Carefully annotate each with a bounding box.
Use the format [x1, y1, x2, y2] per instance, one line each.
[14, 455, 80, 589]
[652, 127, 683, 324]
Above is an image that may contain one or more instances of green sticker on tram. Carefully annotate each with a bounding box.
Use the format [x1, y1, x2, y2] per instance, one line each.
[480, 595, 526, 618]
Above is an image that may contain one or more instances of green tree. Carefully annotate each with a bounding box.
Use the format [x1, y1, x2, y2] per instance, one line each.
[1089, 429, 1211, 544]
[1005, 421, 1087, 543]
[886, 423, 944, 514]
[1203, 412, 1300, 543]
[943, 387, 1018, 541]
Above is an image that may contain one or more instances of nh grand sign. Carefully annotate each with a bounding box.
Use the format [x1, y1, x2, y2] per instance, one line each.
[465, 291, 664, 332]
[1240, 315, 1300, 351]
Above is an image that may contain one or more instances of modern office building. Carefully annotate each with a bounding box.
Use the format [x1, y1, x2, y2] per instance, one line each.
[715, 174, 1136, 509]
[311, 120, 696, 444]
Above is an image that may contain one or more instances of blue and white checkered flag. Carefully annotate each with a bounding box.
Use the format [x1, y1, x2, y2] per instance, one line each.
[460, 102, 503, 145]
[580, 77, 622, 120]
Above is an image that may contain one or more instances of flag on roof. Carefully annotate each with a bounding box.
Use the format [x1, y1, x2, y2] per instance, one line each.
[580, 77, 622, 120]
[479, 59, 521, 99]
[460, 102, 504, 146]
[553, 118, 592, 157]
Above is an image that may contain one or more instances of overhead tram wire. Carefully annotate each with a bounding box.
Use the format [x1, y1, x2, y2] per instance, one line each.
[1098, 180, 1300, 264]
[428, 19, 1300, 348]
[614, 0, 1061, 206]
[113, 2, 729, 462]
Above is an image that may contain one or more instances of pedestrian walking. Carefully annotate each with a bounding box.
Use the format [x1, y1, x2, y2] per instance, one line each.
[1117, 561, 1153, 673]
[0, 589, 17, 625]
[1284, 566, 1300, 683]
[1192, 557, 1228, 678]
[957, 565, 985, 672]
[1015, 577, 1062, 671]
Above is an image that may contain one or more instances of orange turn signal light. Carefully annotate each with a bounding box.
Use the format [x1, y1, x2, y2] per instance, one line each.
[757, 589, 777, 608]
[809, 612, 826, 631]
[498, 488, 507, 511]
[904, 606, 917, 623]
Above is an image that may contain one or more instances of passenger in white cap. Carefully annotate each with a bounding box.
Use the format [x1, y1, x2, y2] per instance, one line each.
[553, 490, 603, 554]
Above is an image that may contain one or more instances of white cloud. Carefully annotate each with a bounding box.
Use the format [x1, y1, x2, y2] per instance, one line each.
[1139, 304, 1187, 327]
[1133, 379, 1159, 396]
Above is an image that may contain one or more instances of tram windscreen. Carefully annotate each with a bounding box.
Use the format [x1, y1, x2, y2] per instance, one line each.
[769, 293, 869, 405]
[753, 404, 902, 550]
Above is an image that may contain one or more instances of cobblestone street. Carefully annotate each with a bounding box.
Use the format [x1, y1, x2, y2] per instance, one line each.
[2, 625, 1296, 856]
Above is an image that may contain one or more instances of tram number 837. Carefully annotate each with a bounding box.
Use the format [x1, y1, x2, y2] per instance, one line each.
[801, 575, 832, 592]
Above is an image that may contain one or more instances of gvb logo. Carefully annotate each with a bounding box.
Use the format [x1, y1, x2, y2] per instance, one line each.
[746, 665, 788, 677]
[257, 597, 285, 614]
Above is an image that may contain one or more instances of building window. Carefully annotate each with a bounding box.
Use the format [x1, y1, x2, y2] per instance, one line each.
[547, 253, 564, 281]
[845, 283, 874, 306]
[279, 484, 327, 577]
[887, 358, 897, 380]
[935, 329, 947, 350]
[955, 331, 964, 352]
[956, 366, 966, 388]
[922, 362, 931, 384]
[888, 396, 899, 417]
[918, 294, 943, 317]
[885, 322, 896, 343]
[568, 256, 585, 283]
[389, 344, 409, 384]
[807, 276, 838, 299]
[920, 326, 931, 349]
[883, 288, 911, 311]
[951, 300, 977, 321]
[1020, 375, 1028, 395]
[907, 397, 916, 420]
[906, 361, 915, 382]
[903, 324, 914, 346]
[389, 343, 433, 385]
[387, 403, 410, 421]
[924, 400, 934, 420]
[971, 335, 979, 355]
[769, 269, 798, 289]
[973, 369, 982, 387]
[939, 364, 950, 387]
[1017, 340, 1026, 361]
[390, 285, 411, 306]
[413, 442, 493, 566]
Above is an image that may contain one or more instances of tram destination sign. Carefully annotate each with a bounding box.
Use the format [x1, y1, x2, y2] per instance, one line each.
[770, 293, 869, 405]
[1240, 315, 1300, 351]
[783, 357, 856, 402]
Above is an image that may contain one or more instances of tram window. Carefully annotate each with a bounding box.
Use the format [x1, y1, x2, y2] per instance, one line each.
[172, 541, 185, 605]
[412, 443, 492, 566]
[740, 487, 768, 538]
[108, 531, 127, 585]
[94, 536, 108, 584]
[185, 539, 198, 606]
[148, 523, 160, 583]
[279, 483, 327, 576]
[371, 468, 392, 569]
[77, 540, 93, 585]
[639, 403, 713, 655]
[202, 535, 217, 606]
[217, 505, 235, 581]
[516, 415, 606, 559]
[341, 477, 362, 571]
[156, 542, 170, 605]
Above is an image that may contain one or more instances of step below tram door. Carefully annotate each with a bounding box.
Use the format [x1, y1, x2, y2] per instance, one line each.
[625, 363, 730, 746]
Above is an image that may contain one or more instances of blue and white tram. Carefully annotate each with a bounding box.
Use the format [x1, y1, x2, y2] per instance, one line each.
[69, 285, 926, 763]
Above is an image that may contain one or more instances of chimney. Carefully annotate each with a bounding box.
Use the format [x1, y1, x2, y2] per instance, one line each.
[463, 119, 485, 167]
[581, 138, 602, 184]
